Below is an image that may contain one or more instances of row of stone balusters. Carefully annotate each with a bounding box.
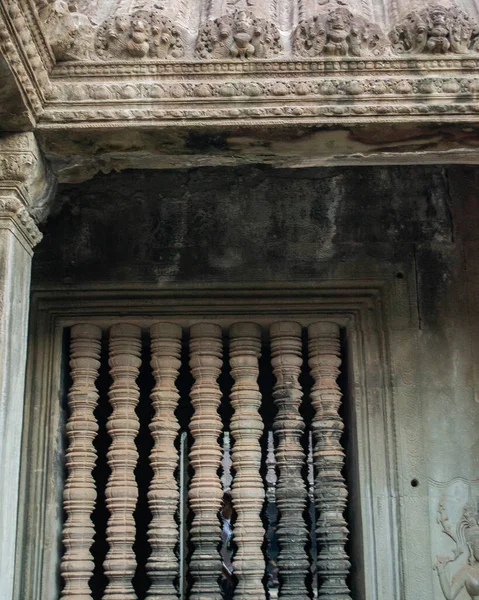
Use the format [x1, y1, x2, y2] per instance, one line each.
[60, 321, 351, 599]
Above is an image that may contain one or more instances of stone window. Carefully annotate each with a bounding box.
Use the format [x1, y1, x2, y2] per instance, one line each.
[15, 286, 400, 600]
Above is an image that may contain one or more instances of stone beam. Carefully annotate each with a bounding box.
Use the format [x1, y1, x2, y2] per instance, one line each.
[35, 123, 479, 184]
[0, 132, 53, 600]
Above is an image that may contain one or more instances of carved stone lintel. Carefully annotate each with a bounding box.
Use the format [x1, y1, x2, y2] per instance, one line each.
[95, 11, 185, 60]
[390, 5, 479, 55]
[293, 7, 387, 57]
[196, 10, 282, 59]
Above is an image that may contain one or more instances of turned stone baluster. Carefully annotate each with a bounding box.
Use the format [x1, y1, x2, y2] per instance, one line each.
[146, 323, 182, 599]
[61, 324, 102, 600]
[270, 321, 309, 600]
[229, 322, 265, 599]
[104, 324, 142, 600]
[188, 323, 223, 600]
[308, 322, 351, 600]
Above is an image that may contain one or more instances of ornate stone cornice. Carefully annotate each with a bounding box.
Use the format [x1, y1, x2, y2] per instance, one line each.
[5, 0, 479, 129]
[0, 0, 53, 119]
[0, 133, 55, 237]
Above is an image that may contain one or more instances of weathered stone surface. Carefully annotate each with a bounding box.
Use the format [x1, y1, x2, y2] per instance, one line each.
[33, 123, 479, 185]
[33, 164, 453, 285]
[29, 162, 479, 600]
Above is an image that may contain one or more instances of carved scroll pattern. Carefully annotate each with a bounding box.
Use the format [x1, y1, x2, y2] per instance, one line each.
[229, 322, 265, 599]
[61, 324, 102, 600]
[104, 323, 142, 600]
[270, 321, 309, 599]
[188, 323, 224, 600]
[147, 323, 182, 599]
[308, 322, 351, 600]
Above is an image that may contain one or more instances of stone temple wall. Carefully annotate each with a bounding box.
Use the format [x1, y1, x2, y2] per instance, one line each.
[32, 163, 479, 599]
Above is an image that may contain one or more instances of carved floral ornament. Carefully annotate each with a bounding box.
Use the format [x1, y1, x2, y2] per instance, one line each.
[31, 1, 479, 61]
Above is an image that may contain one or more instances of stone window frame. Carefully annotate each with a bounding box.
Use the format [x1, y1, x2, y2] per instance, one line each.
[14, 282, 402, 600]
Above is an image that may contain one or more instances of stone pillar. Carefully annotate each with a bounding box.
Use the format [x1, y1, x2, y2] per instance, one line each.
[0, 132, 52, 600]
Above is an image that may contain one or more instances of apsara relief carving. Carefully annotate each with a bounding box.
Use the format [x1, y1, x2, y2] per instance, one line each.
[95, 10, 185, 59]
[196, 9, 282, 59]
[293, 7, 387, 57]
[390, 5, 479, 54]
[435, 497, 479, 599]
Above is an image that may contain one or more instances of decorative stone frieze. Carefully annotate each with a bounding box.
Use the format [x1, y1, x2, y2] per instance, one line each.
[6, 0, 479, 128]
[293, 7, 387, 57]
[195, 10, 282, 59]
[95, 10, 185, 60]
[390, 5, 479, 54]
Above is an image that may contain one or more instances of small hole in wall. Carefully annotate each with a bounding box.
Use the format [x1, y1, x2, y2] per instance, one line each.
[411, 478, 419, 488]
[396, 272, 404, 279]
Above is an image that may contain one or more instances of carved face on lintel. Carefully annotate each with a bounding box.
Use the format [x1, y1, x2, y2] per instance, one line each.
[390, 5, 479, 55]
[95, 10, 185, 59]
[196, 10, 282, 60]
[293, 7, 386, 57]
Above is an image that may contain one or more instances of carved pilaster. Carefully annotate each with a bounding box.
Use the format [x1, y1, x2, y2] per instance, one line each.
[308, 322, 351, 600]
[104, 324, 142, 600]
[229, 322, 265, 600]
[61, 324, 102, 600]
[0, 132, 53, 600]
[188, 323, 223, 600]
[270, 321, 309, 600]
[146, 322, 182, 600]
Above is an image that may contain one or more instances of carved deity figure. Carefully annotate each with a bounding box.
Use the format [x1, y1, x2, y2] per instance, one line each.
[196, 9, 282, 60]
[435, 499, 479, 600]
[390, 5, 479, 55]
[293, 7, 386, 57]
[95, 10, 184, 59]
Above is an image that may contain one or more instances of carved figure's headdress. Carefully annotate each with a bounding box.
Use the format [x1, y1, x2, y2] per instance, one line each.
[460, 500, 479, 544]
